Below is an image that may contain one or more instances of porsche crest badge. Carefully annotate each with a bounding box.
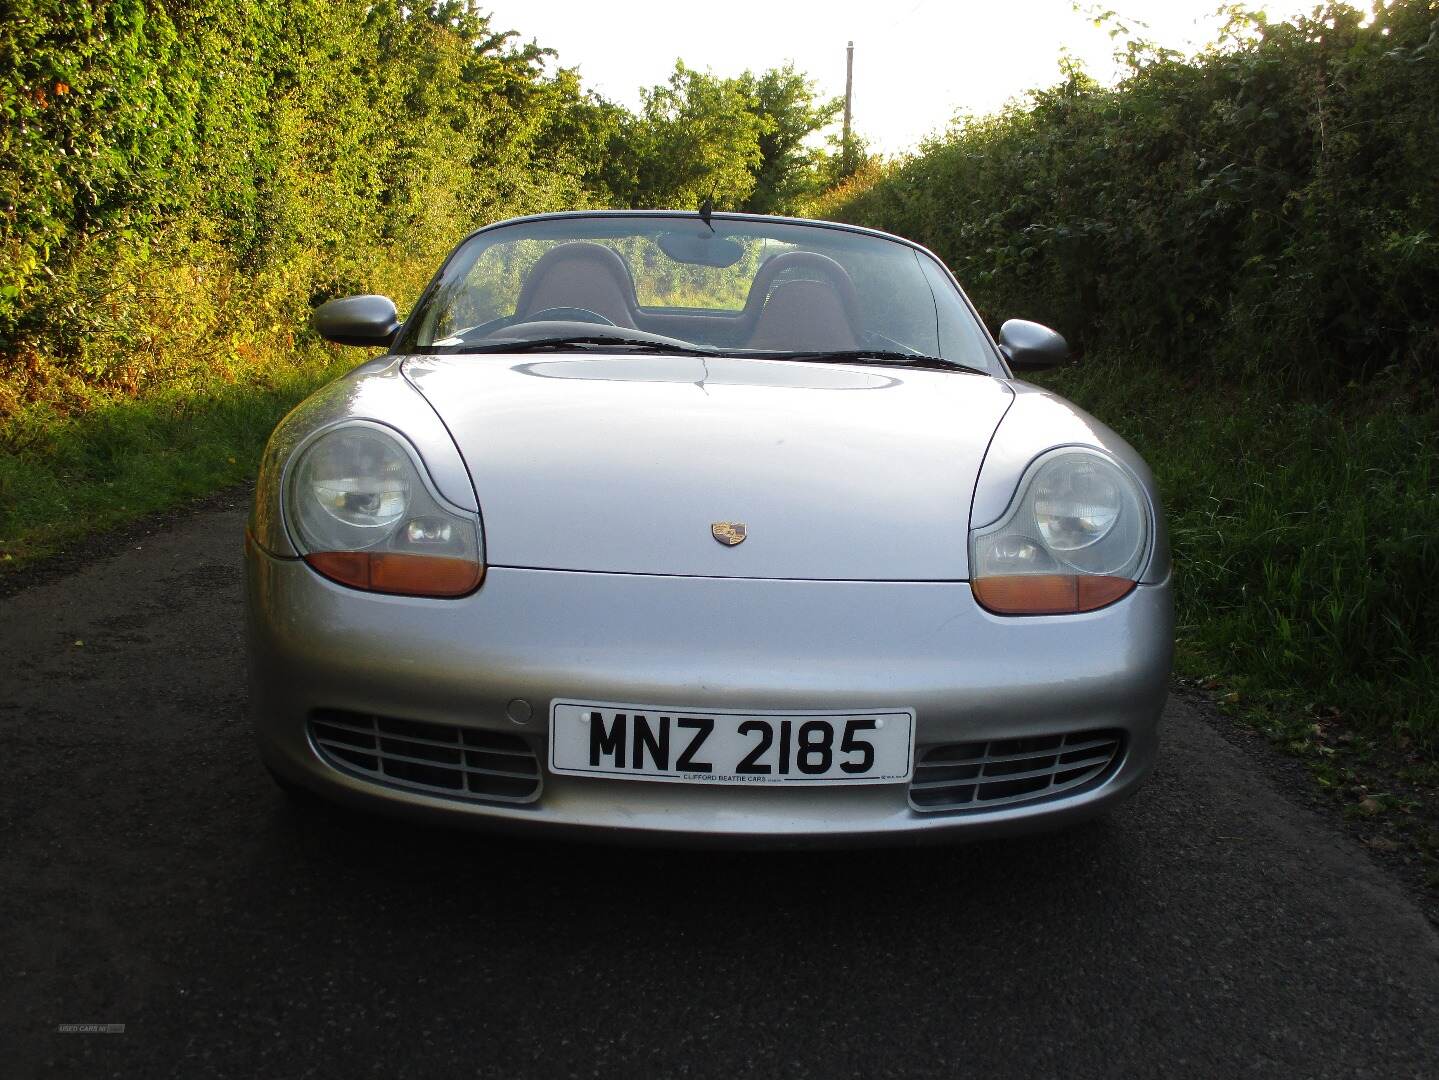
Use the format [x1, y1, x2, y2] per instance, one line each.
[711, 522, 747, 546]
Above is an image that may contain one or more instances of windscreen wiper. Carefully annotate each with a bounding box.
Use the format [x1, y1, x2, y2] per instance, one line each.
[460, 334, 717, 357]
[740, 349, 990, 375]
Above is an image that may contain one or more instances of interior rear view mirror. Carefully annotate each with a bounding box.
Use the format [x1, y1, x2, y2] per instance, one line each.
[655, 231, 745, 268]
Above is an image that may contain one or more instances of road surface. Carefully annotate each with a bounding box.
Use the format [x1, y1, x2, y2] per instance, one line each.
[2, 498, 1436, 1078]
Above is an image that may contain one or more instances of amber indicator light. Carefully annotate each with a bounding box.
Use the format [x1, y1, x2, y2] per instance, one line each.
[972, 574, 1136, 615]
[304, 551, 483, 598]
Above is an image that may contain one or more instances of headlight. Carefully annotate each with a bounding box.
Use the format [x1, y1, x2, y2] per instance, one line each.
[285, 424, 483, 597]
[970, 449, 1149, 614]
[1032, 458, 1122, 552]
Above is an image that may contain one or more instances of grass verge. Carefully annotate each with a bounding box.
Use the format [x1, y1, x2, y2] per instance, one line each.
[0, 347, 355, 567]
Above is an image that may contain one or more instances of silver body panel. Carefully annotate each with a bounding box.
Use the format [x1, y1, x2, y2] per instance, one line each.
[248, 554, 1172, 845]
[402, 353, 1013, 580]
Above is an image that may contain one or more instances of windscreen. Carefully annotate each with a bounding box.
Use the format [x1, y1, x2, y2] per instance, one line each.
[394, 214, 1000, 371]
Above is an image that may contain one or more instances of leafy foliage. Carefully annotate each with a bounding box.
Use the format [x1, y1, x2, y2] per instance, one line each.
[596, 61, 841, 213]
[811, 0, 1439, 384]
[737, 65, 843, 214]
[0, 1, 600, 412]
[624, 61, 769, 210]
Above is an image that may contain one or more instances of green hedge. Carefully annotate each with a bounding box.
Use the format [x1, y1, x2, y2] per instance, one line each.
[0, 1, 605, 412]
[812, 1, 1439, 384]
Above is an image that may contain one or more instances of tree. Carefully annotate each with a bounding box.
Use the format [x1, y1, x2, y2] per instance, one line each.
[625, 62, 766, 210]
[605, 61, 841, 214]
[737, 65, 841, 215]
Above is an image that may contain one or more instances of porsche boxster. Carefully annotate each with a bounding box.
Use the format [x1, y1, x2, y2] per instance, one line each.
[245, 210, 1172, 844]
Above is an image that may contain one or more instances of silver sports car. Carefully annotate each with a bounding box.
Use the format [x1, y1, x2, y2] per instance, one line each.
[246, 210, 1172, 844]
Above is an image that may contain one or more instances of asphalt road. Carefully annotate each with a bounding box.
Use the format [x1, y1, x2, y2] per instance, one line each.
[2, 499, 1437, 1079]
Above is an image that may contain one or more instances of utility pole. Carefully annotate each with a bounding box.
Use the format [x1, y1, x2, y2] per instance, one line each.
[842, 41, 854, 174]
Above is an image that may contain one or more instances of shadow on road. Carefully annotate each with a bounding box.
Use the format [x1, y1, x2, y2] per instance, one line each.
[254, 794, 1130, 925]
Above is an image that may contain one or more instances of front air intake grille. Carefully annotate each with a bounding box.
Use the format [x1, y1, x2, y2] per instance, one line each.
[308, 710, 540, 803]
[909, 729, 1123, 812]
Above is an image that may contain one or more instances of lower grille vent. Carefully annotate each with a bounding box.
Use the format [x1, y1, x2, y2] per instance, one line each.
[909, 729, 1123, 812]
[309, 710, 540, 803]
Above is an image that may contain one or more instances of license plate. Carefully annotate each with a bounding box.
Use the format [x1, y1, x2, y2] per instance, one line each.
[549, 702, 915, 785]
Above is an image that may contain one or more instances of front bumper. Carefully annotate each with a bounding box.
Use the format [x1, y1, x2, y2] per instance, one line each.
[246, 546, 1173, 846]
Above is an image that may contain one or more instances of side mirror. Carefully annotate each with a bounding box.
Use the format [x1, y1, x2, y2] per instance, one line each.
[313, 295, 401, 348]
[997, 319, 1070, 370]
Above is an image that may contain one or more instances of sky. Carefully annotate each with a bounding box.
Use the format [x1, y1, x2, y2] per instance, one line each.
[481, 0, 1322, 153]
